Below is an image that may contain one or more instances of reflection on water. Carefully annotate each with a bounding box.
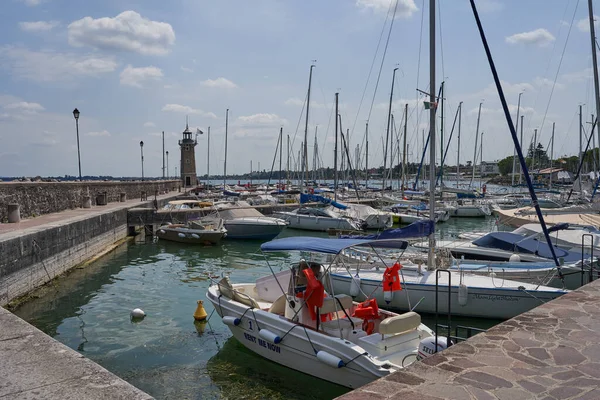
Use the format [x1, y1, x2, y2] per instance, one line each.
[13, 219, 500, 399]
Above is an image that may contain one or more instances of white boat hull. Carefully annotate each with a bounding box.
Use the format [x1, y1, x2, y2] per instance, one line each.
[330, 269, 567, 320]
[449, 205, 490, 218]
[273, 212, 362, 232]
[224, 217, 287, 240]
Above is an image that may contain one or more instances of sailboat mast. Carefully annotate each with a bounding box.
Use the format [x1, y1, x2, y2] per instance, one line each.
[579, 105, 583, 199]
[471, 102, 482, 184]
[402, 103, 408, 197]
[313, 126, 318, 183]
[334, 92, 339, 202]
[390, 113, 395, 186]
[457, 102, 462, 187]
[383, 67, 399, 191]
[286, 134, 290, 187]
[480, 131, 484, 189]
[550, 122, 555, 189]
[519, 115, 524, 184]
[439, 81, 445, 186]
[223, 109, 229, 189]
[279, 127, 283, 190]
[428, 0, 436, 269]
[588, 0, 600, 162]
[511, 92, 523, 186]
[207, 126, 210, 187]
[303, 64, 315, 191]
[365, 122, 369, 188]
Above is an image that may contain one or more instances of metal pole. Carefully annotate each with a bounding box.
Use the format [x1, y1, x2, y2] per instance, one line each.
[303, 64, 315, 192]
[519, 115, 524, 185]
[365, 122, 369, 188]
[480, 132, 484, 189]
[588, 0, 600, 166]
[166, 151, 169, 179]
[512, 92, 523, 186]
[457, 102, 462, 188]
[390, 114, 395, 186]
[335, 92, 339, 202]
[532, 128, 537, 172]
[140, 142, 144, 181]
[471, 102, 482, 185]
[279, 127, 283, 190]
[162, 131, 165, 179]
[224, 109, 229, 189]
[550, 122, 555, 189]
[287, 134, 290, 186]
[402, 103, 408, 197]
[75, 118, 82, 181]
[440, 81, 445, 186]
[383, 68, 398, 191]
[428, 0, 436, 270]
[207, 126, 210, 187]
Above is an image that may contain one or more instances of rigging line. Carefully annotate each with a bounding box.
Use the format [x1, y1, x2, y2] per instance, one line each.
[350, 0, 393, 140]
[366, 0, 400, 124]
[537, 0, 579, 142]
[289, 90, 308, 152]
[415, 0, 425, 135]
[524, 0, 575, 137]
[437, 0, 445, 79]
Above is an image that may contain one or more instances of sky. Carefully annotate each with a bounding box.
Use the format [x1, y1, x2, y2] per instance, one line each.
[0, 0, 598, 178]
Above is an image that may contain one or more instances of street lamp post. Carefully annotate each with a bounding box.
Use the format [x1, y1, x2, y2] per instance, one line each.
[72, 108, 82, 181]
[166, 151, 169, 178]
[140, 141, 144, 181]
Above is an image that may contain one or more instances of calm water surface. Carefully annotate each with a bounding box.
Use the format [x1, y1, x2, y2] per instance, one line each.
[14, 218, 500, 399]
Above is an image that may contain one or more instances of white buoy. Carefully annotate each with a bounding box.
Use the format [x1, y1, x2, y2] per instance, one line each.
[178, 233, 186, 238]
[131, 308, 146, 320]
[509, 254, 521, 262]
[191, 233, 200, 239]
[458, 283, 468, 306]
[316, 350, 344, 368]
[349, 274, 361, 297]
[259, 329, 281, 344]
[222, 316, 241, 326]
[384, 290, 394, 304]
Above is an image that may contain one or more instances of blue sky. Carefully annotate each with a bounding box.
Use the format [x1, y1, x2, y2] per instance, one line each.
[0, 0, 597, 177]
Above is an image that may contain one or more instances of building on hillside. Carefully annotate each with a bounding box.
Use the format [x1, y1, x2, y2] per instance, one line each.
[479, 161, 499, 176]
[534, 167, 573, 184]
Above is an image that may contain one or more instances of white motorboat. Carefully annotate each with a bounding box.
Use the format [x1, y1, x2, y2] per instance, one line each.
[273, 207, 364, 232]
[330, 262, 568, 320]
[445, 202, 491, 218]
[329, 204, 393, 230]
[156, 218, 227, 245]
[206, 237, 447, 388]
[214, 201, 288, 240]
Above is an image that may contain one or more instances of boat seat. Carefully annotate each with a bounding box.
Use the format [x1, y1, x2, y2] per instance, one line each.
[217, 277, 260, 309]
[379, 312, 421, 335]
[320, 294, 353, 314]
[268, 295, 287, 315]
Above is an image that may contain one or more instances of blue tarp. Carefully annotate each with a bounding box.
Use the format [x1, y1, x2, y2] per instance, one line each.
[299, 193, 347, 210]
[473, 232, 586, 262]
[340, 220, 434, 240]
[261, 237, 408, 254]
[223, 190, 241, 197]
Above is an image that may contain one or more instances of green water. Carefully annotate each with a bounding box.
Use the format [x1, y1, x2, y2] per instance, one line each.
[14, 219, 500, 400]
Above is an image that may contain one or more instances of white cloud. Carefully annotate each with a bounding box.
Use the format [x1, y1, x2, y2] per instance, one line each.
[20, 0, 42, 6]
[68, 11, 176, 56]
[533, 76, 565, 90]
[576, 16, 597, 33]
[237, 113, 287, 126]
[86, 130, 111, 137]
[119, 65, 163, 88]
[284, 97, 335, 110]
[19, 21, 59, 32]
[356, 0, 418, 18]
[477, 0, 503, 13]
[505, 28, 555, 47]
[161, 104, 217, 118]
[181, 66, 193, 73]
[200, 77, 238, 89]
[562, 68, 593, 83]
[233, 113, 288, 139]
[4, 102, 44, 113]
[143, 122, 156, 128]
[0, 46, 117, 82]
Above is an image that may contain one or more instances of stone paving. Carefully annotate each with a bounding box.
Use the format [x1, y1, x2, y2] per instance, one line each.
[338, 278, 600, 400]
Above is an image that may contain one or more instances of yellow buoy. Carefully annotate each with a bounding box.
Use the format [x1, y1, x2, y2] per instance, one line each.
[194, 300, 208, 321]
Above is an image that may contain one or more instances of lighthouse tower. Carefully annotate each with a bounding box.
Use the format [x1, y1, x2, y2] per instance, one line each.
[178, 121, 198, 188]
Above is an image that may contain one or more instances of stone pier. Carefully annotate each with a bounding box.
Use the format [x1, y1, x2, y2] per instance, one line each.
[338, 279, 600, 399]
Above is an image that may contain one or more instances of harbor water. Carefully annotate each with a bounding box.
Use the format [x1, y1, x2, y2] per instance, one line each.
[14, 217, 500, 399]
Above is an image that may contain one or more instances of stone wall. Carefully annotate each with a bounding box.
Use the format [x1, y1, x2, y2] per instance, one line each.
[0, 180, 179, 222]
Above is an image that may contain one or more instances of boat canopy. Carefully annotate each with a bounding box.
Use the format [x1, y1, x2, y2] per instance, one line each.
[299, 193, 347, 210]
[340, 220, 434, 240]
[261, 237, 408, 255]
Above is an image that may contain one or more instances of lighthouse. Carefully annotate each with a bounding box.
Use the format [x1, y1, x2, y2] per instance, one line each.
[178, 121, 198, 188]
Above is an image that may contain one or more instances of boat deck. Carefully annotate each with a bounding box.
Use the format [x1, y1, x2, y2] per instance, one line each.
[336, 274, 600, 399]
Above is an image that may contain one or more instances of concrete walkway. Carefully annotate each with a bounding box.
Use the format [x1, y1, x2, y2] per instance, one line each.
[0, 192, 179, 241]
[338, 278, 600, 399]
[0, 306, 152, 399]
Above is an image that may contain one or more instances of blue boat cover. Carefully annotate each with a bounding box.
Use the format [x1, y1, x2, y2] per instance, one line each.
[299, 193, 347, 209]
[473, 232, 585, 262]
[340, 220, 434, 240]
[261, 237, 408, 254]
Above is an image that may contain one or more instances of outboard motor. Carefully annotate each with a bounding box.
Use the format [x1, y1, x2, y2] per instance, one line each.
[417, 336, 451, 360]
